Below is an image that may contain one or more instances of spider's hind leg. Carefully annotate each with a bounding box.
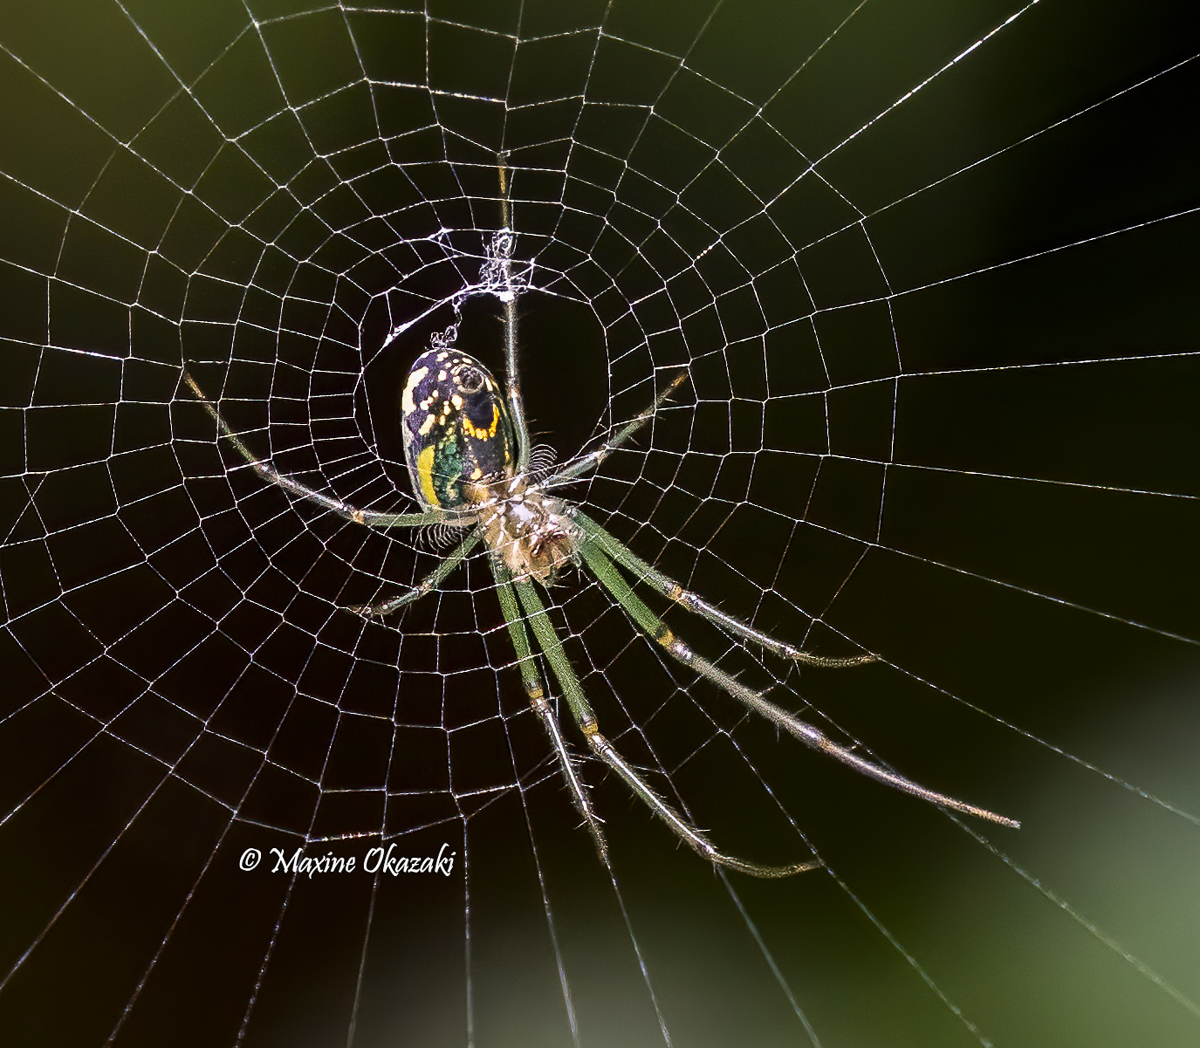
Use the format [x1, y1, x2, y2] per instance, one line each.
[574, 510, 874, 667]
[576, 529, 1020, 830]
[493, 564, 609, 865]
[511, 575, 819, 878]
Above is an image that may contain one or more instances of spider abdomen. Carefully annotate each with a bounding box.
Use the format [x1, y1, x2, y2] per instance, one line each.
[401, 348, 517, 511]
[400, 348, 578, 584]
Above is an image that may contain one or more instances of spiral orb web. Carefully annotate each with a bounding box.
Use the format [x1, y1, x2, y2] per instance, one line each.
[0, 1, 1197, 1045]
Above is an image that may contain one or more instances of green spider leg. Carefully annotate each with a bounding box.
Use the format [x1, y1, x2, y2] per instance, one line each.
[574, 517, 1021, 830]
[508, 573, 819, 878]
[493, 563, 610, 865]
[545, 370, 690, 488]
[575, 510, 873, 669]
[182, 370, 446, 531]
[345, 531, 482, 618]
[494, 153, 690, 493]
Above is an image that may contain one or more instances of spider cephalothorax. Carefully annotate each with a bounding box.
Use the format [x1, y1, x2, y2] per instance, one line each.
[467, 474, 583, 586]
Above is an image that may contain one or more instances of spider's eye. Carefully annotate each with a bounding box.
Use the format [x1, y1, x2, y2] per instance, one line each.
[453, 364, 486, 393]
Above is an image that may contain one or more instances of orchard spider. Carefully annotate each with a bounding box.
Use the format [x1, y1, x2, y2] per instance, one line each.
[183, 158, 1018, 876]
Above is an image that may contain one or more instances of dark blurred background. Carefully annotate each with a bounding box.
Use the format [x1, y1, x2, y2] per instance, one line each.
[0, 1, 1197, 1046]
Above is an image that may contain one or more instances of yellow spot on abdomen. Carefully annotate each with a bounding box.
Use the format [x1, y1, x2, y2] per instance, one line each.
[402, 367, 428, 415]
[463, 404, 500, 441]
[417, 444, 440, 507]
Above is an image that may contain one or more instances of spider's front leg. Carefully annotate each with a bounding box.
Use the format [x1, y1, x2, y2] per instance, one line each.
[183, 366, 461, 623]
[546, 370, 690, 489]
[181, 369, 440, 531]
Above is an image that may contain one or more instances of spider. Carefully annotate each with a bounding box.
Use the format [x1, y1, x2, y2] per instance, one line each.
[182, 159, 1018, 877]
